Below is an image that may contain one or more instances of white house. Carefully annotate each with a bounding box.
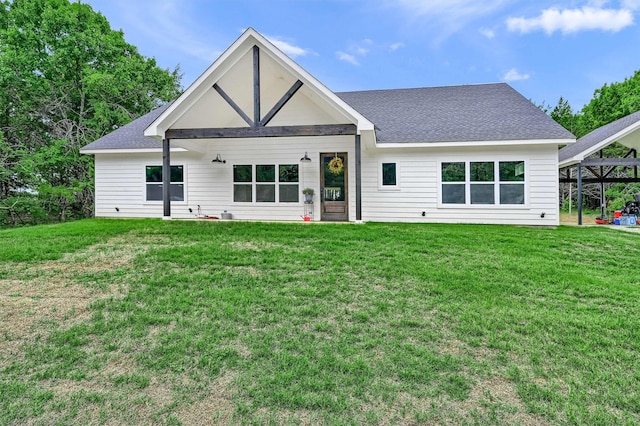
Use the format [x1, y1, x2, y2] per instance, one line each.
[81, 28, 575, 225]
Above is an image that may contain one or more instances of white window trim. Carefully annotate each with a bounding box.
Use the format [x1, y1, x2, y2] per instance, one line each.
[143, 164, 187, 205]
[437, 160, 529, 208]
[232, 163, 301, 205]
[378, 161, 401, 191]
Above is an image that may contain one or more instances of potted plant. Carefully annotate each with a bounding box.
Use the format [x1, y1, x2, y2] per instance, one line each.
[302, 187, 314, 203]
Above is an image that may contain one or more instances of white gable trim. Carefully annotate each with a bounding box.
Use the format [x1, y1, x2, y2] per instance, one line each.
[144, 28, 374, 139]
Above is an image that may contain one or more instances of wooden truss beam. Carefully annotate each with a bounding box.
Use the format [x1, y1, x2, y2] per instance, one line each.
[213, 83, 254, 127]
[260, 79, 303, 126]
[580, 158, 640, 167]
[560, 177, 640, 184]
[165, 124, 357, 139]
[211, 46, 308, 132]
[253, 45, 260, 126]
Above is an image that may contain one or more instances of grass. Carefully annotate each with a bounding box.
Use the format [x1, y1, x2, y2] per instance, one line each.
[1, 219, 639, 425]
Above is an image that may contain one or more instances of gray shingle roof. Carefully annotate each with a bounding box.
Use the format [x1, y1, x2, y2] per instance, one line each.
[80, 103, 171, 151]
[81, 83, 574, 151]
[558, 109, 640, 164]
[336, 83, 574, 143]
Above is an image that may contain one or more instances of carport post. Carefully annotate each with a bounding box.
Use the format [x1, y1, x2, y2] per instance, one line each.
[577, 162, 583, 226]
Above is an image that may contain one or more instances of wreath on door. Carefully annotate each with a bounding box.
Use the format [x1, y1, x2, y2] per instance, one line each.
[328, 155, 344, 175]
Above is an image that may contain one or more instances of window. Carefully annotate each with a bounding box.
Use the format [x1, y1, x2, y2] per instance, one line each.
[380, 162, 398, 188]
[441, 162, 465, 204]
[256, 165, 275, 202]
[440, 161, 525, 206]
[233, 164, 299, 203]
[279, 165, 299, 202]
[233, 165, 253, 202]
[499, 161, 525, 204]
[470, 162, 494, 204]
[145, 165, 184, 202]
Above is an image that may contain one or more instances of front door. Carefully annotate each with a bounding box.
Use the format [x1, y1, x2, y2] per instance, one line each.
[320, 153, 348, 221]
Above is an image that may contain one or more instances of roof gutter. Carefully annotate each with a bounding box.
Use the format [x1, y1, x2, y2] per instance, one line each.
[79, 147, 188, 155]
[375, 138, 575, 149]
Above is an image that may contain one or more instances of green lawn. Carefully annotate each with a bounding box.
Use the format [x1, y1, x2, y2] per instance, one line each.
[1, 219, 639, 425]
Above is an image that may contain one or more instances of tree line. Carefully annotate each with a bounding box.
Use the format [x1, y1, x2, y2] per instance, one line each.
[0, 0, 181, 227]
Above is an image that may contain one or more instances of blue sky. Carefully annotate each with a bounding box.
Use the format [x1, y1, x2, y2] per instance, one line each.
[83, 0, 640, 111]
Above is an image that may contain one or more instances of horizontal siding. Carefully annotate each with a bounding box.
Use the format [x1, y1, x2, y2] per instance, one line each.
[360, 144, 560, 225]
[94, 136, 356, 221]
[93, 140, 561, 225]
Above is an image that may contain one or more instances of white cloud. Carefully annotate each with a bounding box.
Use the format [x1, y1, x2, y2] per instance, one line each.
[266, 35, 311, 58]
[388, 0, 513, 44]
[336, 51, 359, 66]
[389, 42, 405, 51]
[352, 39, 373, 56]
[355, 46, 370, 56]
[502, 68, 530, 81]
[479, 27, 496, 39]
[507, 6, 634, 35]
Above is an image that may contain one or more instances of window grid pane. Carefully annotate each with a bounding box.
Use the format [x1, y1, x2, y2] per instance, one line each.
[234, 184, 252, 202]
[256, 165, 275, 182]
[499, 161, 525, 182]
[146, 166, 163, 183]
[442, 162, 465, 182]
[170, 166, 183, 183]
[169, 184, 184, 201]
[146, 184, 163, 201]
[442, 184, 465, 204]
[279, 165, 299, 183]
[256, 184, 275, 202]
[234, 165, 252, 183]
[279, 184, 299, 202]
[500, 184, 525, 204]
[382, 163, 397, 186]
[470, 184, 494, 204]
[470, 162, 494, 182]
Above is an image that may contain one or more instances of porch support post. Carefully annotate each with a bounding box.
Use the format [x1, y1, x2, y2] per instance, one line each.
[162, 138, 171, 219]
[577, 162, 583, 226]
[355, 134, 362, 221]
[599, 150, 605, 219]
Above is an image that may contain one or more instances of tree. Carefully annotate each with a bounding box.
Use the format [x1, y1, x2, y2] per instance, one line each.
[550, 97, 579, 136]
[0, 0, 181, 226]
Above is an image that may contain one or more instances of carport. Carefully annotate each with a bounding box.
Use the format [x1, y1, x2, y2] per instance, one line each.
[559, 111, 640, 225]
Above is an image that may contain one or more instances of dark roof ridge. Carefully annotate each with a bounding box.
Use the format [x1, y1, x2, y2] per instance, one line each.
[336, 82, 507, 95]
